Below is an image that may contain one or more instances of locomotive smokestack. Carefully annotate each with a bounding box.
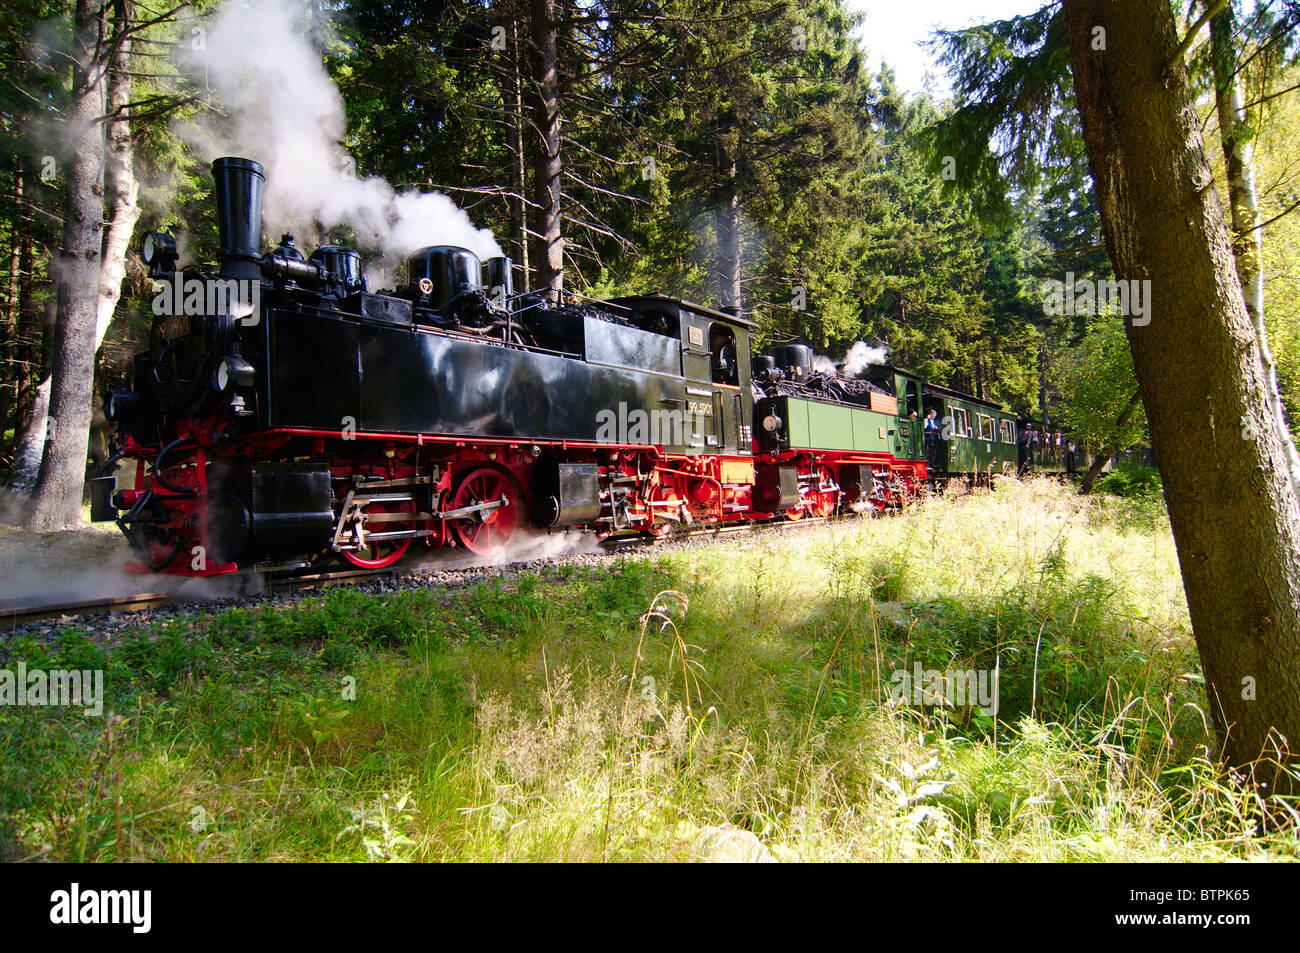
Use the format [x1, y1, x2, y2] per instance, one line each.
[212, 157, 265, 280]
[484, 256, 513, 303]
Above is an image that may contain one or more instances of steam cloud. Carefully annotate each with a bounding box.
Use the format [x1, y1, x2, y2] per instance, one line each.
[175, 0, 501, 278]
[812, 341, 890, 377]
[841, 341, 889, 376]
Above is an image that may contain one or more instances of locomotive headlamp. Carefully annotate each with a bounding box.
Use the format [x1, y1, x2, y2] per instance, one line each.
[762, 414, 782, 433]
[106, 389, 137, 423]
[213, 354, 255, 393]
[139, 230, 178, 274]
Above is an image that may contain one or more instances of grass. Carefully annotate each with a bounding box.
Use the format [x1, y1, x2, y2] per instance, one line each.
[0, 477, 1296, 862]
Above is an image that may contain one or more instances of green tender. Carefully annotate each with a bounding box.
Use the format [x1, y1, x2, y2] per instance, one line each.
[775, 395, 923, 461]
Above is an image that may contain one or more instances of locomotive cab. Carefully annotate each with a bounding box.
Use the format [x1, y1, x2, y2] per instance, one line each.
[609, 295, 757, 456]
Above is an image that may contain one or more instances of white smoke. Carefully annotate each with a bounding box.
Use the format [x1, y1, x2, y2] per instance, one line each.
[841, 341, 889, 376]
[175, 0, 501, 278]
[811, 341, 889, 377]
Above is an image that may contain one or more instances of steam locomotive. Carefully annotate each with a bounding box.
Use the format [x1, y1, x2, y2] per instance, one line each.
[93, 157, 1060, 575]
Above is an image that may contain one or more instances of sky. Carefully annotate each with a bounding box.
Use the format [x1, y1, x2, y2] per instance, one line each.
[848, 0, 1049, 95]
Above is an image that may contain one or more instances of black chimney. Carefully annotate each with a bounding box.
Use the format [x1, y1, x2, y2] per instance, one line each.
[484, 256, 513, 303]
[212, 157, 265, 280]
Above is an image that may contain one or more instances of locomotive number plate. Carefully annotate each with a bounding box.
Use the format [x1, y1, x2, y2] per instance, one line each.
[157, 314, 189, 339]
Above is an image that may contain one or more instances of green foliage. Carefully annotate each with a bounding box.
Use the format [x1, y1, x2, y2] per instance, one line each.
[922, 4, 1073, 226]
[1055, 313, 1147, 449]
[1094, 462, 1162, 499]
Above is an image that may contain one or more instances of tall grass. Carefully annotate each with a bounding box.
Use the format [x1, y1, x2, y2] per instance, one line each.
[0, 478, 1295, 861]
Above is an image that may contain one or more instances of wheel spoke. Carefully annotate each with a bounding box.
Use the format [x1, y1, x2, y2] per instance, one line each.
[452, 467, 520, 555]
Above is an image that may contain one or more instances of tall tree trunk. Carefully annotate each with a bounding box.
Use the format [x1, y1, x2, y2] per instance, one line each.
[528, 0, 563, 300]
[96, 0, 139, 350]
[5, 291, 55, 507]
[510, 18, 532, 292]
[1078, 391, 1140, 493]
[504, 17, 530, 289]
[1208, 5, 1300, 497]
[5, 376, 50, 505]
[1038, 341, 1049, 423]
[10, 204, 36, 462]
[25, 0, 110, 530]
[1064, 0, 1300, 796]
[2, 160, 22, 442]
[716, 156, 742, 313]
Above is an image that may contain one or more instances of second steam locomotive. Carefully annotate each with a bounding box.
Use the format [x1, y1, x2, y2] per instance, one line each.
[94, 157, 1048, 575]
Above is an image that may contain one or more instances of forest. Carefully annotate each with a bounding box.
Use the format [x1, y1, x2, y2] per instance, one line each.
[0, 0, 1299, 871]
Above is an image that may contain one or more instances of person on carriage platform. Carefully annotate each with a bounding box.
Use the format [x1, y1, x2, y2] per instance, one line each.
[924, 409, 940, 466]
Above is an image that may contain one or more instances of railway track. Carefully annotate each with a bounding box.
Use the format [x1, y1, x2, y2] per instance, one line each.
[0, 565, 393, 627]
[0, 514, 839, 628]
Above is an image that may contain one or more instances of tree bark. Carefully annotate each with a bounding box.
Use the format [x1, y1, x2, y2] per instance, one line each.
[510, 18, 532, 292]
[4, 375, 50, 506]
[1038, 341, 1049, 423]
[1064, 0, 1300, 796]
[2, 160, 22, 443]
[10, 212, 37, 462]
[1078, 391, 1140, 493]
[25, 0, 110, 530]
[7, 238, 57, 507]
[716, 155, 742, 313]
[96, 0, 139, 350]
[1208, 5, 1300, 498]
[528, 0, 564, 300]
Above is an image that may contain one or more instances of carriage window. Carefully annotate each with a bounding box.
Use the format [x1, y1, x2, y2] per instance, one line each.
[978, 415, 995, 441]
[951, 407, 970, 437]
[999, 420, 1014, 444]
[710, 324, 739, 386]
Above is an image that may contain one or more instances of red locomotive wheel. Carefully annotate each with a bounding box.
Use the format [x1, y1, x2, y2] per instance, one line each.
[450, 467, 523, 556]
[341, 499, 416, 569]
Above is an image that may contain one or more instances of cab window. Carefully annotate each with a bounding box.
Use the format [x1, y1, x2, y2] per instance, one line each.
[709, 324, 738, 386]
